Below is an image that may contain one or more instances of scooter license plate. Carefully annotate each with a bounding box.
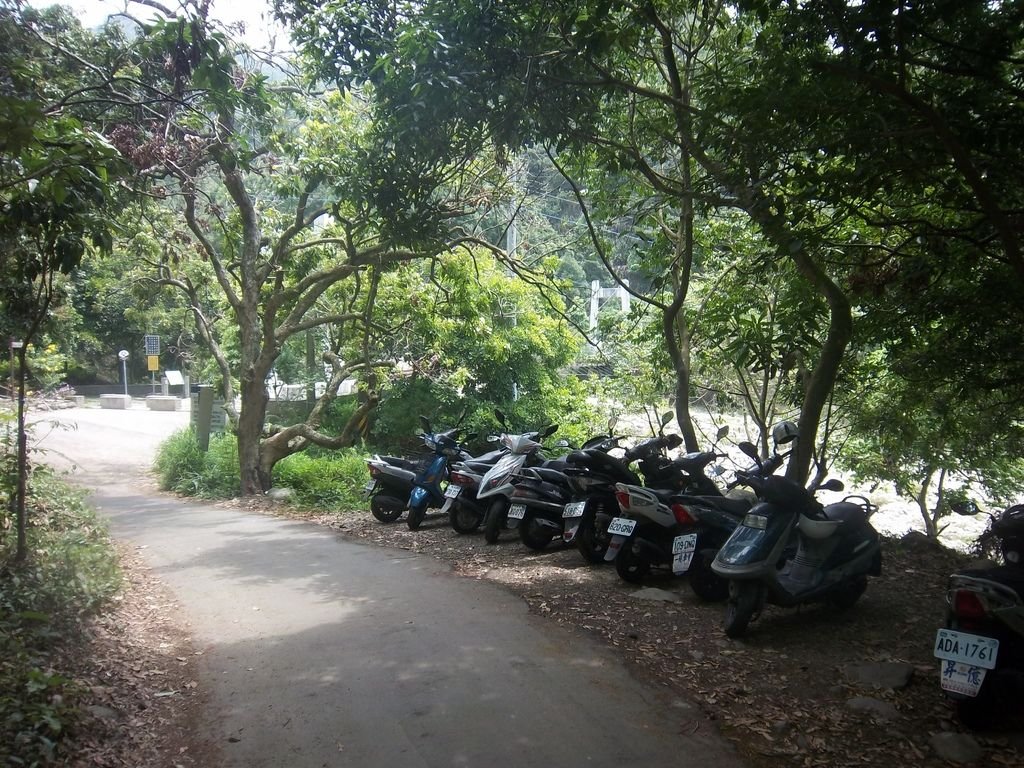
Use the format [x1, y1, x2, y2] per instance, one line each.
[934, 628, 999, 670]
[938, 661, 988, 697]
[508, 504, 527, 520]
[444, 485, 461, 499]
[562, 501, 586, 518]
[363, 480, 377, 494]
[671, 533, 698, 575]
[607, 517, 636, 536]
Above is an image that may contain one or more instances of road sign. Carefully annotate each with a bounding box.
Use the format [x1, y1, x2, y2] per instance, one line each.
[147, 355, 159, 372]
[144, 335, 160, 355]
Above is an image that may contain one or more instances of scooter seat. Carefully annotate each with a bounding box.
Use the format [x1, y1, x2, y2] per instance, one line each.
[567, 449, 641, 484]
[378, 455, 418, 471]
[522, 466, 569, 485]
[823, 501, 870, 528]
[680, 495, 751, 517]
[958, 565, 1024, 602]
[462, 459, 497, 473]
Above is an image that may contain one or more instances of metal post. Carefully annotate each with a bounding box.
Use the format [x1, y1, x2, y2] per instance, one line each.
[195, 385, 214, 452]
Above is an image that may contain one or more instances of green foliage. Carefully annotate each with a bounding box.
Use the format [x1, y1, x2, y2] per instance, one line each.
[272, 450, 370, 510]
[0, 465, 121, 766]
[153, 428, 239, 498]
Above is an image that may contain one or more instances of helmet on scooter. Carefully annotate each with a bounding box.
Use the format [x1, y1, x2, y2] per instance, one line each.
[994, 505, 1024, 564]
[771, 421, 799, 446]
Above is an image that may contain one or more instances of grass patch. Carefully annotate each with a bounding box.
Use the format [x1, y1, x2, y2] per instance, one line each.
[154, 428, 239, 498]
[273, 449, 370, 510]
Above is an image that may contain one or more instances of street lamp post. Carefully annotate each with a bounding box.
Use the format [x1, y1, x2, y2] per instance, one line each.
[118, 349, 129, 397]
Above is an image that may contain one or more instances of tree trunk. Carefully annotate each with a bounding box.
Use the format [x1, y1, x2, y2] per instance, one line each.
[916, 465, 937, 539]
[14, 344, 28, 564]
[237, 373, 270, 495]
[785, 248, 853, 484]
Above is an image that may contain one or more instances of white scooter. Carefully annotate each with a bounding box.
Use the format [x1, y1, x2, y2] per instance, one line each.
[477, 422, 558, 544]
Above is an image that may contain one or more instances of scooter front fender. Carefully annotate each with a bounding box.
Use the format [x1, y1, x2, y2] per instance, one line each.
[409, 486, 432, 510]
[605, 534, 628, 562]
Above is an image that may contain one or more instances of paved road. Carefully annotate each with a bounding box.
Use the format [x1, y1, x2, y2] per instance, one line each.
[39, 405, 745, 768]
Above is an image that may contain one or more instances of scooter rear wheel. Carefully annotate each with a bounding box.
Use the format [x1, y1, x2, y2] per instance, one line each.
[688, 548, 729, 602]
[615, 542, 651, 584]
[449, 502, 483, 534]
[520, 516, 555, 550]
[576, 507, 610, 564]
[724, 581, 761, 638]
[370, 494, 405, 524]
[484, 500, 507, 544]
[829, 575, 867, 611]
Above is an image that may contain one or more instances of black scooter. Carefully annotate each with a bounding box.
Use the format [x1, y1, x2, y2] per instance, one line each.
[934, 502, 1024, 728]
[711, 425, 882, 638]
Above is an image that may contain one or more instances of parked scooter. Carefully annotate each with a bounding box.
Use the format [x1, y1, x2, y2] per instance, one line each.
[562, 416, 687, 563]
[364, 454, 418, 523]
[445, 447, 509, 534]
[711, 423, 882, 637]
[406, 417, 474, 531]
[934, 502, 1024, 728]
[510, 434, 620, 551]
[604, 429, 772, 600]
[478, 418, 559, 544]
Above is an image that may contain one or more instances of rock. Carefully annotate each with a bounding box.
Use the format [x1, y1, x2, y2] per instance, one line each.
[266, 487, 295, 502]
[900, 530, 942, 550]
[631, 587, 682, 603]
[846, 696, 900, 721]
[87, 704, 119, 720]
[930, 732, 983, 763]
[843, 661, 915, 689]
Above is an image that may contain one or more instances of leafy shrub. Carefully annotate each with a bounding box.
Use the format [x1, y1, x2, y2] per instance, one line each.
[272, 449, 370, 510]
[1, 467, 121, 766]
[153, 428, 239, 498]
[153, 427, 205, 491]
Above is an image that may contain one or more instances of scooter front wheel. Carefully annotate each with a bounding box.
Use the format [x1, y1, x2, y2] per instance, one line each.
[484, 500, 508, 544]
[407, 502, 427, 530]
[370, 494, 406, 524]
[724, 581, 762, 638]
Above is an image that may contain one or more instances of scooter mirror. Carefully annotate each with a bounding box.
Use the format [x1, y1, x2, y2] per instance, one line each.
[819, 478, 845, 492]
[419, 415, 432, 434]
[660, 411, 673, 427]
[951, 500, 980, 516]
[738, 441, 760, 463]
[715, 425, 729, 441]
[494, 409, 508, 429]
[541, 424, 558, 438]
[607, 415, 618, 435]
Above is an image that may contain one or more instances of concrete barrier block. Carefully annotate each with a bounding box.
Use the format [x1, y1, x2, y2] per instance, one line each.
[146, 395, 182, 411]
[100, 394, 133, 409]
